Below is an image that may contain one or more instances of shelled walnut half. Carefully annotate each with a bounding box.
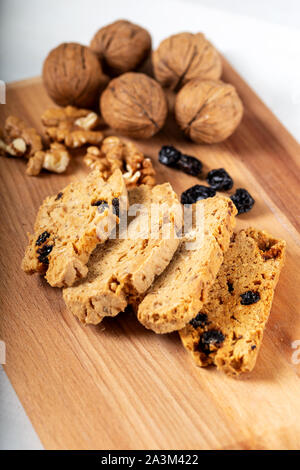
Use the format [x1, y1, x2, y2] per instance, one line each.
[83, 136, 156, 189]
[0, 115, 71, 177]
[26, 142, 70, 176]
[41, 106, 103, 148]
[0, 116, 43, 158]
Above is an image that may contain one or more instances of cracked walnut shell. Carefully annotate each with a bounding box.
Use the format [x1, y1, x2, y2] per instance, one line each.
[100, 73, 168, 139]
[175, 79, 243, 144]
[90, 20, 152, 76]
[152, 32, 222, 91]
[42, 43, 108, 108]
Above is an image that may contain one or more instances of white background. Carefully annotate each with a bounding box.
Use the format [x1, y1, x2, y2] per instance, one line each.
[0, 0, 299, 450]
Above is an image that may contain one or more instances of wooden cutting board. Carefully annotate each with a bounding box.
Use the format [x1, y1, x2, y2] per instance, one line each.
[1, 58, 300, 450]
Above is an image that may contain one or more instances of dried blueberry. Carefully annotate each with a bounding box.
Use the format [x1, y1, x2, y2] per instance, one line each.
[158, 145, 181, 166]
[227, 281, 234, 293]
[230, 188, 255, 215]
[207, 168, 233, 191]
[251, 345, 257, 350]
[198, 329, 225, 355]
[181, 185, 216, 205]
[92, 199, 106, 207]
[112, 198, 120, 217]
[92, 200, 109, 213]
[37, 244, 53, 264]
[35, 231, 50, 246]
[55, 192, 63, 201]
[240, 291, 260, 305]
[189, 313, 208, 329]
[176, 154, 203, 176]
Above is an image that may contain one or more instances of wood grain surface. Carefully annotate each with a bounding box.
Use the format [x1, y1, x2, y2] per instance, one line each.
[0, 58, 300, 450]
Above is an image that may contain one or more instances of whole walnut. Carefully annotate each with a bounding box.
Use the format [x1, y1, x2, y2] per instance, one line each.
[152, 32, 222, 90]
[100, 73, 168, 139]
[175, 79, 243, 144]
[90, 20, 152, 76]
[42, 43, 108, 108]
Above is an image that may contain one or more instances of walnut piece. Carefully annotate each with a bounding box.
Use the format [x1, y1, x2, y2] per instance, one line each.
[100, 73, 168, 139]
[175, 79, 243, 144]
[26, 142, 70, 176]
[90, 20, 152, 76]
[152, 32, 222, 91]
[42, 106, 103, 148]
[83, 136, 155, 188]
[0, 115, 43, 158]
[0, 136, 27, 157]
[42, 42, 108, 108]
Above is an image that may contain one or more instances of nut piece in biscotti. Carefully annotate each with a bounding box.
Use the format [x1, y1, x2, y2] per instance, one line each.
[42, 42, 108, 108]
[137, 196, 237, 334]
[26, 142, 70, 176]
[0, 115, 42, 158]
[63, 183, 182, 325]
[179, 228, 286, 376]
[21, 169, 127, 287]
[84, 136, 156, 188]
[41, 106, 103, 148]
[100, 73, 168, 139]
[90, 20, 152, 76]
[175, 79, 243, 144]
[152, 32, 222, 91]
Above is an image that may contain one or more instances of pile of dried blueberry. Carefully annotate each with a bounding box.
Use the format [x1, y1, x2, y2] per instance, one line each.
[240, 291, 260, 305]
[198, 329, 225, 355]
[35, 231, 53, 265]
[181, 185, 216, 205]
[189, 313, 209, 329]
[159, 145, 202, 177]
[230, 188, 255, 215]
[207, 168, 233, 191]
[158, 145, 255, 215]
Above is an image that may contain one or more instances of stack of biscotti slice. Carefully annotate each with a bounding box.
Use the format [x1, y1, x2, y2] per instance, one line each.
[63, 183, 183, 324]
[21, 169, 127, 287]
[179, 228, 286, 376]
[137, 195, 237, 333]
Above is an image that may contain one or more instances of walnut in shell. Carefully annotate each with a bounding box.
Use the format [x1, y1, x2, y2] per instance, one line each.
[42, 43, 108, 108]
[100, 73, 168, 139]
[90, 20, 152, 76]
[175, 79, 243, 144]
[152, 32, 222, 90]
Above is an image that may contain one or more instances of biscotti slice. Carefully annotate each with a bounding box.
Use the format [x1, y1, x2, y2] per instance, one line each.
[179, 228, 286, 376]
[137, 195, 237, 334]
[21, 169, 127, 287]
[63, 183, 182, 324]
